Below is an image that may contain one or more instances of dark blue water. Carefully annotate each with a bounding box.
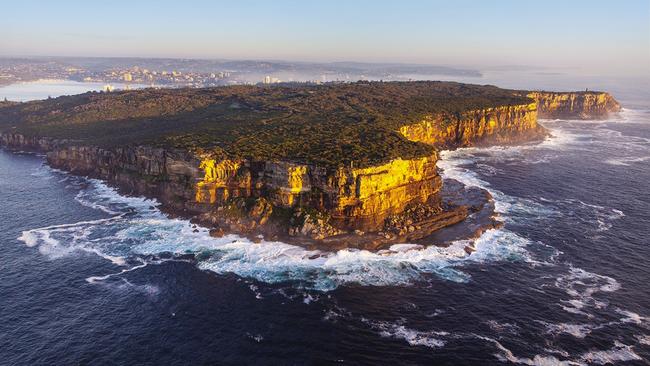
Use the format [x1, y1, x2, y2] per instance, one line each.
[2, 109, 650, 363]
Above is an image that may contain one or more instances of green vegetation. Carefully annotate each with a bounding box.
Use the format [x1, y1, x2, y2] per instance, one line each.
[0, 81, 531, 167]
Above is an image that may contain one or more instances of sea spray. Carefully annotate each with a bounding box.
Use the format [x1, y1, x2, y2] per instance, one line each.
[18, 167, 534, 291]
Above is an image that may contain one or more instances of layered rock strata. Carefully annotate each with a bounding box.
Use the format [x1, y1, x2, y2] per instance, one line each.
[0, 90, 621, 249]
[398, 102, 545, 148]
[528, 91, 621, 120]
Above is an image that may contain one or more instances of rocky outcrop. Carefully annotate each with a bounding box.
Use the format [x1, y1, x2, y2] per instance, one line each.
[528, 91, 621, 120]
[0, 89, 621, 249]
[0, 133, 451, 246]
[45, 144, 201, 212]
[398, 102, 546, 148]
[191, 154, 444, 233]
[0, 133, 62, 151]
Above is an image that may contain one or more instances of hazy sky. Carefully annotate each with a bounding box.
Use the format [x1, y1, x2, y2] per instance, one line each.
[2, 0, 649, 75]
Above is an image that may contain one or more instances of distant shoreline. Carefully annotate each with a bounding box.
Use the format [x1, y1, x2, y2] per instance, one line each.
[0, 79, 150, 102]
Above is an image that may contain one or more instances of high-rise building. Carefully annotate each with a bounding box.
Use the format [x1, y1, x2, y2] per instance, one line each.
[263, 75, 271, 84]
[123, 73, 132, 82]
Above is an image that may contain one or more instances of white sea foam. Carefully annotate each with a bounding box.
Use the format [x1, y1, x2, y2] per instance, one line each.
[437, 143, 556, 270]
[537, 124, 586, 151]
[29, 165, 55, 179]
[75, 189, 120, 215]
[438, 147, 558, 224]
[538, 307, 649, 342]
[477, 334, 645, 366]
[17, 215, 126, 262]
[619, 108, 650, 124]
[18, 231, 39, 247]
[485, 320, 521, 334]
[18, 122, 625, 292]
[325, 307, 649, 363]
[636, 334, 650, 346]
[554, 267, 621, 317]
[543, 322, 594, 339]
[19, 173, 536, 291]
[195, 238, 470, 291]
[615, 308, 649, 326]
[246, 333, 264, 343]
[605, 155, 650, 166]
[580, 341, 643, 365]
[85, 260, 151, 283]
[325, 302, 648, 362]
[541, 109, 650, 169]
[92, 276, 161, 296]
[360, 318, 446, 348]
[302, 292, 319, 304]
[79, 247, 127, 266]
[476, 335, 581, 366]
[194, 228, 532, 290]
[536, 197, 625, 233]
[248, 283, 263, 299]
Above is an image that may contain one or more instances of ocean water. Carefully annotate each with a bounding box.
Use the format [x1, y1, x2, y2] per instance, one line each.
[0, 79, 149, 102]
[1, 80, 649, 365]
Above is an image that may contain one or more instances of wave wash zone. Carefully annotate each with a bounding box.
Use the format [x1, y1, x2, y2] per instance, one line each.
[0, 81, 620, 250]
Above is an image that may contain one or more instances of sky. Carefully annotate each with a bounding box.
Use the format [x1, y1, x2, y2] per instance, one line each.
[2, 0, 649, 75]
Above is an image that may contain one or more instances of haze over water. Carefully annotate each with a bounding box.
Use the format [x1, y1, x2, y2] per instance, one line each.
[0, 74, 648, 364]
[0, 79, 148, 102]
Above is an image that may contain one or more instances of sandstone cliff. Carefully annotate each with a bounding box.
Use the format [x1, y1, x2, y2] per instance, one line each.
[529, 91, 621, 120]
[0, 89, 622, 249]
[398, 102, 545, 148]
[1, 131, 463, 249]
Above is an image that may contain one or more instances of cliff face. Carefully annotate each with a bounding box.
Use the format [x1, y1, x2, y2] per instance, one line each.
[398, 102, 544, 148]
[0, 133, 61, 151]
[45, 143, 201, 211]
[193, 154, 442, 231]
[529, 91, 621, 120]
[0, 98, 560, 246]
[34, 144, 458, 246]
[0, 132, 441, 236]
[0, 89, 622, 248]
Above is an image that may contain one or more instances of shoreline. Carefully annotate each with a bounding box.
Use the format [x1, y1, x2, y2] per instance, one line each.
[1, 144, 501, 254]
[0, 79, 152, 102]
[0, 112, 590, 254]
[0, 82, 621, 253]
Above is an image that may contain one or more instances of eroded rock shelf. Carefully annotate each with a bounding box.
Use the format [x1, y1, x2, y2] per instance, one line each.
[0, 82, 621, 249]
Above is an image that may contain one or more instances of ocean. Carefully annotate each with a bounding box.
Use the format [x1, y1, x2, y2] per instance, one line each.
[0, 77, 648, 365]
[0, 79, 149, 102]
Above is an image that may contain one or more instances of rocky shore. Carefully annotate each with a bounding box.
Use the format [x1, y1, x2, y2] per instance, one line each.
[0, 84, 621, 251]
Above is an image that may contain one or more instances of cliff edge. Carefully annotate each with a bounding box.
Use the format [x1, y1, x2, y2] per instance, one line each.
[529, 91, 621, 120]
[0, 81, 621, 249]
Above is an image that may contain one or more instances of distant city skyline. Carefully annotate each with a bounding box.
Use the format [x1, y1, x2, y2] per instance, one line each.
[2, 0, 649, 76]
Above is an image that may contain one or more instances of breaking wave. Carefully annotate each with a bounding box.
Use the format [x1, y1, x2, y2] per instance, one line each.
[18, 170, 533, 291]
[480, 336, 643, 366]
[10, 109, 650, 363]
[19, 113, 632, 292]
[17, 112, 643, 298]
[324, 304, 647, 365]
[361, 317, 447, 348]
